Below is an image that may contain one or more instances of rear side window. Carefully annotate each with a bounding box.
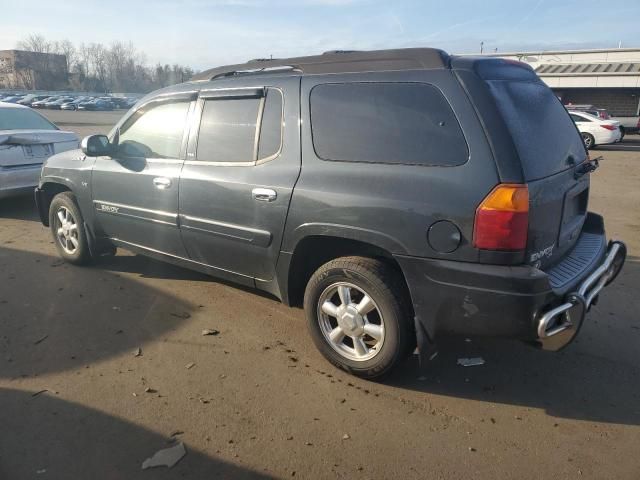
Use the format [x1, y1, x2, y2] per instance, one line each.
[196, 89, 283, 163]
[487, 80, 586, 181]
[310, 82, 468, 166]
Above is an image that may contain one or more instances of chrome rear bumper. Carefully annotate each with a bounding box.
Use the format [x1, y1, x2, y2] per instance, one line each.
[537, 241, 626, 344]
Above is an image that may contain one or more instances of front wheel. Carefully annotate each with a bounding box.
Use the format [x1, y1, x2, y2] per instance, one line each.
[581, 132, 595, 150]
[304, 256, 414, 379]
[49, 192, 91, 265]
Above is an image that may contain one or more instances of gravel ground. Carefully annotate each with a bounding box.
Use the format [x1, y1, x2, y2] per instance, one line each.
[1, 111, 639, 479]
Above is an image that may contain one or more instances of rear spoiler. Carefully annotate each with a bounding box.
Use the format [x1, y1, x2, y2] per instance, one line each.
[450, 56, 539, 81]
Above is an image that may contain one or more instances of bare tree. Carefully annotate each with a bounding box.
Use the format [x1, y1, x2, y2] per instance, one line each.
[15, 33, 196, 93]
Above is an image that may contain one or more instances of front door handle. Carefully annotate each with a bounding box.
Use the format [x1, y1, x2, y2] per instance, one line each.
[153, 177, 172, 190]
[252, 188, 277, 202]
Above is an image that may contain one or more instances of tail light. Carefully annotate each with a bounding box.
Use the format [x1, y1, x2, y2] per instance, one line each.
[473, 184, 529, 251]
[600, 124, 617, 131]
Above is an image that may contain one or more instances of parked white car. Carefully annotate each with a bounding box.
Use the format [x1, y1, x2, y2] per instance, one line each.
[0, 102, 79, 199]
[568, 110, 622, 149]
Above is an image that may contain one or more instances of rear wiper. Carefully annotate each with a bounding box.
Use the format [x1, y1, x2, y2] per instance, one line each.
[574, 156, 601, 179]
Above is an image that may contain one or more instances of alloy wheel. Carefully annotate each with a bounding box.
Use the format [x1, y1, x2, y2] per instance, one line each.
[55, 206, 79, 255]
[317, 282, 385, 361]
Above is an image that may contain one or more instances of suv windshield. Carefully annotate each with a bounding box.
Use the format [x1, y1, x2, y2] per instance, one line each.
[487, 80, 586, 181]
[0, 108, 58, 131]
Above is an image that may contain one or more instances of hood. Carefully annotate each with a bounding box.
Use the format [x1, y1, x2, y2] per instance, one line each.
[0, 130, 79, 146]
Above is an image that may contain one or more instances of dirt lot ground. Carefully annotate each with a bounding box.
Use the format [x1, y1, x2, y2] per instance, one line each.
[1, 111, 639, 479]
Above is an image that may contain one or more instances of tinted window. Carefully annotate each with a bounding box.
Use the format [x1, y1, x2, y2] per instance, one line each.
[0, 107, 57, 131]
[570, 114, 583, 122]
[197, 97, 260, 163]
[487, 80, 585, 181]
[310, 82, 468, 166]
[257, 89, 283, 159]
[118, 101, 190, 158]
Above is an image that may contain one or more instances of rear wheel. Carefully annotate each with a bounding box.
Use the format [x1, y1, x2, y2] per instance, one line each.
[619, 126, 625, 141]
[581, 132, 595, 149]
[304, 256, 414, 379]
[49, 192, 91, 265]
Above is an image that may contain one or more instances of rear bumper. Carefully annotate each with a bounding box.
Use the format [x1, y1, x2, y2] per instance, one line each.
[395, 212, 626, 352]
[34, 186, 49, 225]
[0, 165, 41, 199]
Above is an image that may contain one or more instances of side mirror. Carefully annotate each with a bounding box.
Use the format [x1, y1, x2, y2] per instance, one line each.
[81, 135, 111, 157]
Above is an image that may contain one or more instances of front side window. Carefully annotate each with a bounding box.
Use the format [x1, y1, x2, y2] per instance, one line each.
[196, 88, 283, 163]
[310, 82, 468, 166]
[117, 101, 190, 159]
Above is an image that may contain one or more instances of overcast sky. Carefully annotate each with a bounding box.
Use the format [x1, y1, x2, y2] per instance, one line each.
[2, 0, 639, 70]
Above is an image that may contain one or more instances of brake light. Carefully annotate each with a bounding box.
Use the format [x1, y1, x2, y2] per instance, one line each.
[600, 124, 617, 131]
[473, 184, 529, 251]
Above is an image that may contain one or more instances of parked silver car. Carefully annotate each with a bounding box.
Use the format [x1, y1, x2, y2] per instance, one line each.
[0, 102, 79, 198]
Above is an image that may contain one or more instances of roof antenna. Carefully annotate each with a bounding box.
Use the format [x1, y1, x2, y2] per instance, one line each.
[480, 41, 484, 54]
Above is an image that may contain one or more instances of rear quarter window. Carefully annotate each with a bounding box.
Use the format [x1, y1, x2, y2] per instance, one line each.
[487, 80, 586, 181]
[310, 82, 468, 166]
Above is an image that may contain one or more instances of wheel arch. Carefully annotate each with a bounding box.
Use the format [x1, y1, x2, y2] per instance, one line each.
[283, 234, 411, 311]
[37, 181, 73, 226]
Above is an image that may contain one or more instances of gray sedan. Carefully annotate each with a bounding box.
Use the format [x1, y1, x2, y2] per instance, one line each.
[0, 102, 79, 198]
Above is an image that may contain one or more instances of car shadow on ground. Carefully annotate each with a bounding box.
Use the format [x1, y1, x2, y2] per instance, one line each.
[0, 387, 273, 479]
[0, 246, 196, 379]
[387, 256, 640, 427]
[0, 193, 40, 222]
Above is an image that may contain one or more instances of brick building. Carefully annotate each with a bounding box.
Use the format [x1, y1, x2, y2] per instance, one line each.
[0, 50, 68, 90]
[489, 47, 640, 118]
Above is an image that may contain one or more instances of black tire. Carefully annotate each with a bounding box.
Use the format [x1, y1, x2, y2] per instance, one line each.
[619, 126, 625, 141]
[581, 132, 595, 150]
[303, 256, 414, 379]
[49, 192, 91, 265]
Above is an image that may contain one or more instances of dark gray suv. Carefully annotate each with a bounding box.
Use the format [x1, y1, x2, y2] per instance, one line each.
[35, 49, 626, 378]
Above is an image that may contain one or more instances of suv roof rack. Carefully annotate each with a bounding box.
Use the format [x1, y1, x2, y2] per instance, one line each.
[194, 48, 450, 81]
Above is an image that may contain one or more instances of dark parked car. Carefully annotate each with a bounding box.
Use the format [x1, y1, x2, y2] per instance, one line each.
[77, 99, 114, 111]
[0, 95, 25, 104]
[32, 96, 60, 108]
[34, 49, 626, 378]
[109, 97, 132, 109]
[46, 97, 76, 109]
[17, 94, 51, 106]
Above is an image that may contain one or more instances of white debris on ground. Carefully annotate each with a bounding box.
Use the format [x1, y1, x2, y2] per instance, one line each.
[457, 357, 485, 367]
[141, 442, 186, 470]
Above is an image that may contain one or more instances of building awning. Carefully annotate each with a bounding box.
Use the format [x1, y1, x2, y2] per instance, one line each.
[536, 62, 640, 76]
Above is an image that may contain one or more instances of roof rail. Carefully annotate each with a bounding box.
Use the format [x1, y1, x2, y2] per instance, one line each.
[209, 65, 301, 80]
[193, 48, 450, 82]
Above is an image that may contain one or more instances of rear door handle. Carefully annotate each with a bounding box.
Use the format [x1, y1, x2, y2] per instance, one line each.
[153, 177, 172, 190]
[252, 188, 277, 202]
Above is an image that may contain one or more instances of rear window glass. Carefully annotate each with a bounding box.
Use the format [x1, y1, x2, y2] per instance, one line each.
[197, 97, 260, 163]
[487, 80, 585, 181]
[0, 108, 57, 131]
[310, 82, 468, 166]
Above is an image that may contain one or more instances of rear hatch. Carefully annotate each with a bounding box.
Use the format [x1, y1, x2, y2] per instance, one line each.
[0, 130, 79, 168]
[475, 60, 591, 269]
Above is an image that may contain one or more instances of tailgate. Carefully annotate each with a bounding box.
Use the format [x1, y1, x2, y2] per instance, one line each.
[527, 169, 589, 268]
[476, 60, 590, 268]
[0, 130, 78, 168]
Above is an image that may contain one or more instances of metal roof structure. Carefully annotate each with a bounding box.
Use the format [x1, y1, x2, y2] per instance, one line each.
[193, 48, 450, 81]
[535, 62, 640, 76]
